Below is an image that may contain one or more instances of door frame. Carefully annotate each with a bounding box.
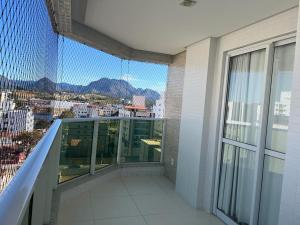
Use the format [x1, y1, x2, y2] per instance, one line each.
[213, 35, 296, 225]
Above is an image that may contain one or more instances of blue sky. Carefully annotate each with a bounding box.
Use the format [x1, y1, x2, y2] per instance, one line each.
[59, 37, 168, 93]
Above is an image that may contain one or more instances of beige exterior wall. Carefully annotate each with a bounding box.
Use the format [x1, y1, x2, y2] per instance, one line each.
[164, 51, 186, 183]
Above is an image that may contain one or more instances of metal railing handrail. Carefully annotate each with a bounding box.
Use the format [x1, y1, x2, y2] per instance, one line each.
[0, 119, 62, 225]
[62, 116, 165, 123]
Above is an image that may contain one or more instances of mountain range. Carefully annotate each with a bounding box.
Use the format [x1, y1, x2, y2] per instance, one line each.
[0, 76, 160, 101]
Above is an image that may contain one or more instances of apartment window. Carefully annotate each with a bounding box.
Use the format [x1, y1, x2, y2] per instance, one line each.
[216, 40, 295, 225]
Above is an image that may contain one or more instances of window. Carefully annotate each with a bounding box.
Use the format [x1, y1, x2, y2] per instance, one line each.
[216, 40, 295, 225]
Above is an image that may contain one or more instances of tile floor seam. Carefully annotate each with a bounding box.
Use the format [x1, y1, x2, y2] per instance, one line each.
[57, 175, 225, 225]
[120, 176, 150, 225]
[87, 190, 97, 225]
[94, 214, 145, 221]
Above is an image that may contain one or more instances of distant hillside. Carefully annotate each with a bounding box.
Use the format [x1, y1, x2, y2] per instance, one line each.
[58, 78, 160, 101]
[0, 76, 160, 101]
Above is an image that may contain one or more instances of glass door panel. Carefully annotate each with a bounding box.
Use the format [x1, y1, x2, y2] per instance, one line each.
[217, 41, 295, 225]
[218, 48, 266, 225]
[217, 144, 255, 225]
[258, 156, 284, 225]
[224, 50, 265, 146]
[266, 43, 295, 153]
[258, 43, 295, 225]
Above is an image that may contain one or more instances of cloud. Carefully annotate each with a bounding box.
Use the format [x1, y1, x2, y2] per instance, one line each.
[120, 74, 138, 82]
[148, 82, 167, 93]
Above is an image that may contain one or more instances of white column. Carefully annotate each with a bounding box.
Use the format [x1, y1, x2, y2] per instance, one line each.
[279, 5, 300, 225]
[175, 38, 216, 210]
[90, 120, 99, 174]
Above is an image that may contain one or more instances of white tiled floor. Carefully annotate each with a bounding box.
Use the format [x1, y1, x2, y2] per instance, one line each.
[57, 175, 224, 225]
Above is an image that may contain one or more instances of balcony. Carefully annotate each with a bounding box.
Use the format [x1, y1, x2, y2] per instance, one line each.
[2, 0, 300, 225]
[0, 118, 224, 225]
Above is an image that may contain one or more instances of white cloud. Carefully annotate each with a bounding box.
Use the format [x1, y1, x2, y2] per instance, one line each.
[148, 82, 167, 93]
[120, 74, 138, 82]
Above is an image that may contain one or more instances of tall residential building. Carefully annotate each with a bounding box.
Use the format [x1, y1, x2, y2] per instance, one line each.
[153, 93, 165, 118]
[0, 92, 34, 133]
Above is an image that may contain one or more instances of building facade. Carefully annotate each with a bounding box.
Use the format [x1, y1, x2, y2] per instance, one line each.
[153, 93, 165, 118]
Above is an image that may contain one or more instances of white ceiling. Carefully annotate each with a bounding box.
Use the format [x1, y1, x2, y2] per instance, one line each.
[82, 0, 298, 55]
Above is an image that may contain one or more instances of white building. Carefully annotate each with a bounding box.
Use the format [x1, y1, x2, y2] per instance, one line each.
[118, 108, 131, 117]
[72, 104, 88, 118]
[87, 105, 98, 118]
[153, 93, 165, 118]
[274, 91, 291, 116]
[51, 100, 81, 117]
[51, 100, 76, 110]
[0, 92, 15, 111]
[0, 92, 34, 133]
[25, 110, 34, 132]
[72, 104, 98, 118]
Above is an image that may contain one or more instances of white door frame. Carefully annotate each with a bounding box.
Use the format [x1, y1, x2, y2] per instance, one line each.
[213, 35, 296, 225]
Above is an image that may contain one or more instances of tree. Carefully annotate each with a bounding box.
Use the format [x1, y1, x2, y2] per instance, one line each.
[13, 130, 43, 150]
[35, 120, 51, 129]
[59, 110, 75, 119]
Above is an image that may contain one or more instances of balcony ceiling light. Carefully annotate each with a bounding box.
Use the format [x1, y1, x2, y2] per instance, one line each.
[180, 0, 197, 7]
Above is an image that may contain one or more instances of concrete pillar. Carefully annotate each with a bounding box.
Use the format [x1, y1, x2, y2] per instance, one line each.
[175, 38, 217, 210]
[279, 5, 300, 225]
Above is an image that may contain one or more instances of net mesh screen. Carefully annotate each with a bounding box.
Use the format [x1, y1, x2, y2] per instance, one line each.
[0, 0, 58, 191]
[0, 1, 168, 192]
[57, 36, 167, 119]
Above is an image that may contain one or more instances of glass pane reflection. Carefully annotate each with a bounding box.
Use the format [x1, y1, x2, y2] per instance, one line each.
[266, 43, 295, 152]
[59, 122, 93, 183]
[224, 50, 265, 146]
[258, 156, 284, 225]
[217, 143, 255, 225]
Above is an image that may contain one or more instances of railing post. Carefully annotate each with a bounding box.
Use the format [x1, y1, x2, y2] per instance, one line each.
[117, 120, 124, 165]
[43, 124, 62, 224]
[160, 119, 166, 164]
[52, 125, 62, 189]
[90, 120, 99, 174]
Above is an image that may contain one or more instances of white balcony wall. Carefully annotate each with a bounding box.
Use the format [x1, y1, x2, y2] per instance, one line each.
[279, 4, 300, 225]
[175, 6, 299, 213]
[176, 37, 217, 209]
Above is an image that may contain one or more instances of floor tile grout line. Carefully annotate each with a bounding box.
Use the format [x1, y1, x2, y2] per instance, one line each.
[120, 176, 150, 225]
[91, 177, 137, 224]
[88, 187, 97, 225]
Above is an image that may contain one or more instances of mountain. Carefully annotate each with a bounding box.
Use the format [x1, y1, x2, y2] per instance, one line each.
[0, 76, 160, 101]
[58, 78, 160, 101]
[0, 76, 55, 93]
[58, 82, 85, 93]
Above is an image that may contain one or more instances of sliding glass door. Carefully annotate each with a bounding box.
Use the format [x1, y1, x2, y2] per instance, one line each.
[258, 43, 295, 225]
[216, 40, 295, 225]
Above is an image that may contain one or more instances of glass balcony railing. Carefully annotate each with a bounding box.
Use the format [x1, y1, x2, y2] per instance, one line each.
[120, 119, 163, 163]
[0, 117, 165, 225]
[58, 118, 164, 183]
[59, 121, 94, 182]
